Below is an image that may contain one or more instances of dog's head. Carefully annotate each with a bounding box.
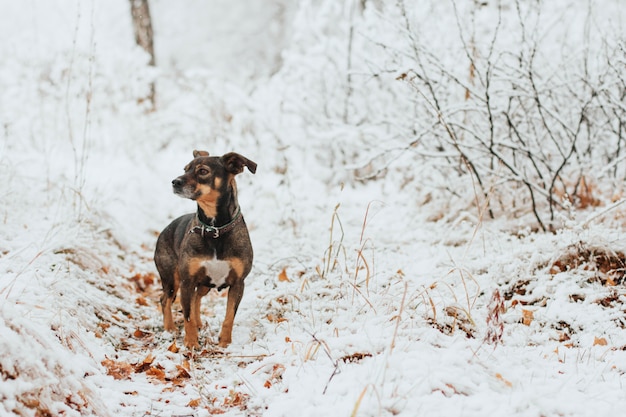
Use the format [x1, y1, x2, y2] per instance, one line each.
[172, 150, 257, 217]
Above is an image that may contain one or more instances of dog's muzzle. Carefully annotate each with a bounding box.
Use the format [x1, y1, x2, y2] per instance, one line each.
[172, 177, 194, 198]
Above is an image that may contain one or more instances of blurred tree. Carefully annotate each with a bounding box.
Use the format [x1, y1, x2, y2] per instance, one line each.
[129, 0, 156, 110]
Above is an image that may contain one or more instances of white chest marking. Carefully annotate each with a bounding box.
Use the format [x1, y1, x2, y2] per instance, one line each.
[201, 258, 230, 288]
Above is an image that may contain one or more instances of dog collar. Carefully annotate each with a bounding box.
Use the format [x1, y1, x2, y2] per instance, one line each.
[189, 208, 242, 239]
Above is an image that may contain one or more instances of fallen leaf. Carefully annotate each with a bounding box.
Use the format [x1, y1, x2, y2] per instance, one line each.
[521, 309, 534, 326]
[278, 267, 290, 282]
[134, 353, 155, 373]
[594, 336, 608, 346]
[101, 358, 133, 380]
[133, 328, 150, 338]
[136, 296, 149, 306]
[340, 352, 372, 363]
[168, 341, 179, 353]
[175, 365, 191, 379]
[267, 314, 287, 323]
[187, 398, 202, 407]
[224, 391, 249, 408]
[146, 366, 166, 382]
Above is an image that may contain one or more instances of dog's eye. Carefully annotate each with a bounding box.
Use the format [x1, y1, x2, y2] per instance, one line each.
[198, 168, 209, 176]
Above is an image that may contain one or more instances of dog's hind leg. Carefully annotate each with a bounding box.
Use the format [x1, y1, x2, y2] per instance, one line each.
[158, 268, 179, 332]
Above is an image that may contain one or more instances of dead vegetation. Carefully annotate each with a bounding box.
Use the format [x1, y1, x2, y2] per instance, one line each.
[501, 241, 626, 344]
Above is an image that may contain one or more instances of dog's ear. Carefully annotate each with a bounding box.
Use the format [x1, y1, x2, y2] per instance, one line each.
[221, 152, 257, 175]
[193, 150, 210, 158]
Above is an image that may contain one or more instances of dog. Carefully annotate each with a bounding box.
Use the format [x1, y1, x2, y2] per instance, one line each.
[154, 150, 257, 348]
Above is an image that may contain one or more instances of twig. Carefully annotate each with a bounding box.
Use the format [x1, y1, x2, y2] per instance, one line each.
[580, 198, 626, 229]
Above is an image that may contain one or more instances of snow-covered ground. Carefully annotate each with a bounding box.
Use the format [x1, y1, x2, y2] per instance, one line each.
[2, 1, 626, 416]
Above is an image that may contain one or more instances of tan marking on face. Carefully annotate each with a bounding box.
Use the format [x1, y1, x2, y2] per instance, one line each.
[195, 184, 220, 218]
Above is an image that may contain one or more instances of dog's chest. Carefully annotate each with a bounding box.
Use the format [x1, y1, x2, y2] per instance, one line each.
[199, 257, 230, 288]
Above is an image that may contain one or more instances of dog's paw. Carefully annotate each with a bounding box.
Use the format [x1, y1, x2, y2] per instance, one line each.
[183, 338, 200, 350]
[218, 336, 231, 348]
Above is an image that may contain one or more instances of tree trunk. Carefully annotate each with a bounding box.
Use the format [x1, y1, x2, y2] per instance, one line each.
[129, 0, 156, 109]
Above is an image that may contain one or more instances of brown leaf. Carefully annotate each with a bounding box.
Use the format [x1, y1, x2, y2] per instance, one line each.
[278, 267, 290, 282]
[340, 352, 372, 363]
[187, 398, 202, 407]
[136, 296, 149, 306]
[134, 353, 155, 373]
[143, 353, 155, 365]
[146, 366, 166, 382]
[267, 314, 287, 323]
[101, 358, 134, 380]
[224, 391, 249, 408]
[167, 341, 179, 353]
[521, 309, 534, 326]
[175, 365, 191, 379]
[133, 328, 150, 338]
[594, 336, 608, 346]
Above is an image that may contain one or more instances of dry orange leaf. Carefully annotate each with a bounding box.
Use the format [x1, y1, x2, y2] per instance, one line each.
[143, 353, 155, 365]
[594, 336, 608, 346]
[168, 341, 179, 353]
[187, 398, 202, 407]
[101, 358, 133, 380]
[175, 365, 191, 379]
[146, 366, 166, 382]
[136, 296, 149, 306]
[521, 309, 534, 326]
[267, 314, 287, 323]
[278, 267, 290, 282]
[133, 328, 151, 338]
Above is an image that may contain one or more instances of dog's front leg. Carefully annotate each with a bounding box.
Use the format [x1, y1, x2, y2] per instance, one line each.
[219, 279, 244, 347]
[192, 286, 209, 330]
[181, 283, 200, 349]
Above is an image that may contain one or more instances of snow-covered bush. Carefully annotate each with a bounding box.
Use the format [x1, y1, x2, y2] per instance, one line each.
[266, 0, 626, 229]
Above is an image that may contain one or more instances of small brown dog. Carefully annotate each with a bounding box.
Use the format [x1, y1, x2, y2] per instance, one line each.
[154, 150, 256, 348]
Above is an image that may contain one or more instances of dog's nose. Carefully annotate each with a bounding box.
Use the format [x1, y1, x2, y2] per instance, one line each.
[172, 178, 184, 188]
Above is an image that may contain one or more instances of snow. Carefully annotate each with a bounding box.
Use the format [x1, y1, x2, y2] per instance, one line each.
[2, 0, 626, 416]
